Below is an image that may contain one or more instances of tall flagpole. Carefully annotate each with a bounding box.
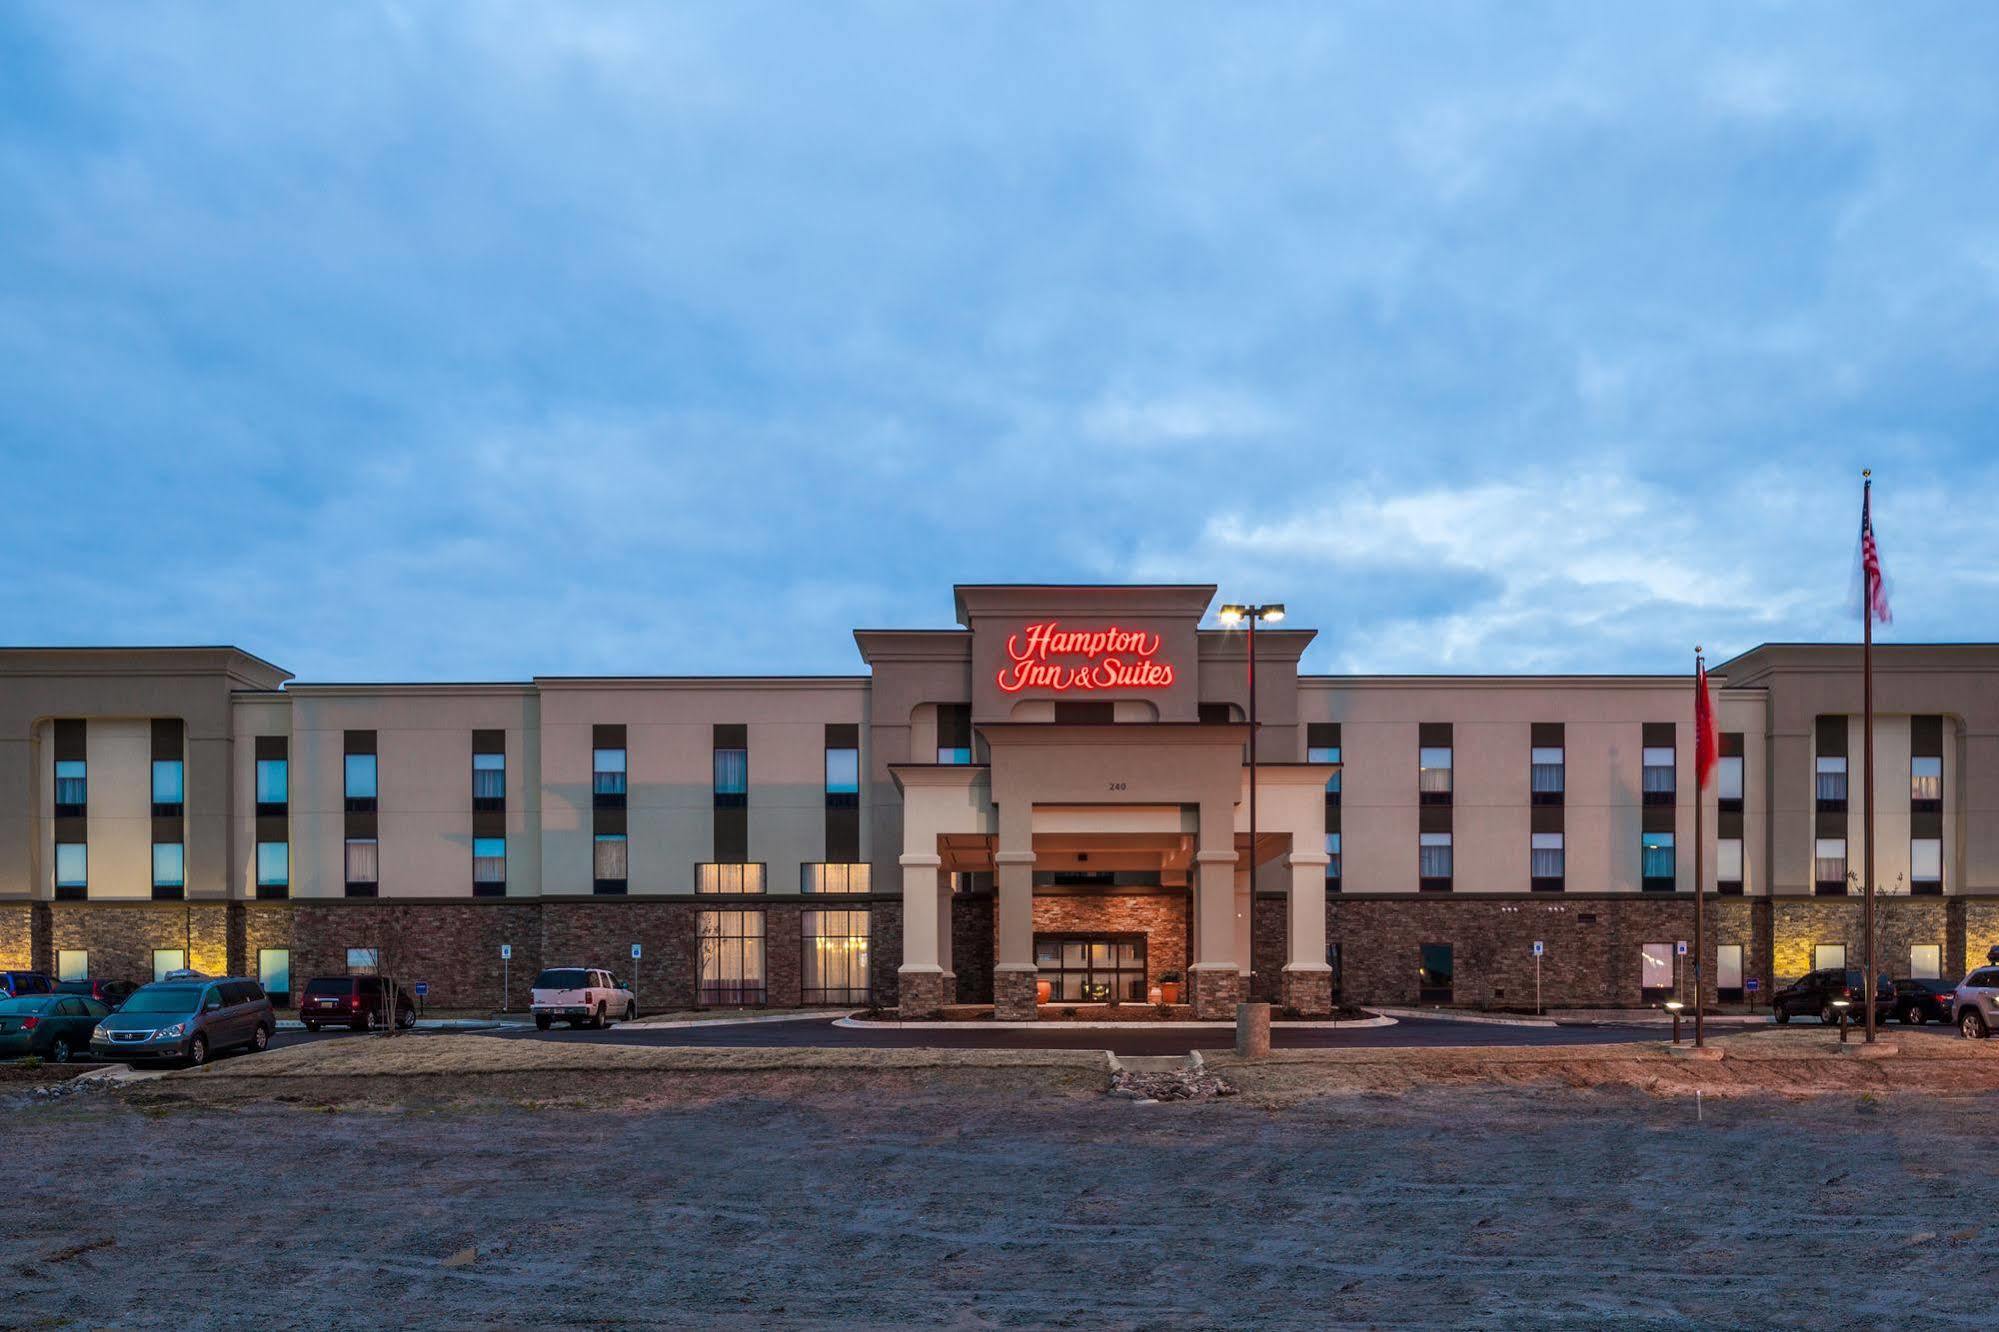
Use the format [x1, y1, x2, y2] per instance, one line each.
[1694, 646, 1706, 1050]
[1863, 470, 1878, 1043]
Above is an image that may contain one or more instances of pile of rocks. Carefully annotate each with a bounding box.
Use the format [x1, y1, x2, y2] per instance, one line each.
[1108, 1067, 1237, 1103]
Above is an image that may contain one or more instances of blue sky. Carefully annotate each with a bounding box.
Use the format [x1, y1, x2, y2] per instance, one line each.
[3, 3, 1995, 680]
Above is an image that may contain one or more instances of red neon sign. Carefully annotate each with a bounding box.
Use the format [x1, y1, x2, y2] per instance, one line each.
[996, 621, 1175, 694]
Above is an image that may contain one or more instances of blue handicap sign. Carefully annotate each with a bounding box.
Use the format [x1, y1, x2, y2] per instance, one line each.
[414, 982, 430, 998]
[1745, 978, 1759, 993]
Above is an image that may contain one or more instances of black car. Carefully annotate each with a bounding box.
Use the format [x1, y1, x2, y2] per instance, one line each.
[1771, 968, 1892, 1024]
[0, 971, 53, 998]
[298, 976, 417, 1032]
[54, 978, 138, 1008]
[1886, 978, 1955, 1025]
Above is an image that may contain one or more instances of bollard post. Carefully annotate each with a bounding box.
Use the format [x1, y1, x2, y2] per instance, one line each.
[1235, 1002, 1271, 1059]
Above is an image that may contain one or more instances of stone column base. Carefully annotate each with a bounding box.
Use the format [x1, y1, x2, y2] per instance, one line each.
[898, 969, 948, 1019]
[995, 966, 1039, 1020]
[1280, 966, 1334, 1017]
[1190, 965, 1243, 1020]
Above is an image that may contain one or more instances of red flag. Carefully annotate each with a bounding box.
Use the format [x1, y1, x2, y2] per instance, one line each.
[1694, 655, 1718, 790]
[1861, 477, 1892, 626]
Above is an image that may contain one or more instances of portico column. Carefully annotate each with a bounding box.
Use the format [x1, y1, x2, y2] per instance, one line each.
[896, 853, 947, 1017]
[1190, 847, 1244, 1021]
[1280, 850, 1334, 1016]
[994, 847, 1039, 1020]
[935, 873, 955, 1003]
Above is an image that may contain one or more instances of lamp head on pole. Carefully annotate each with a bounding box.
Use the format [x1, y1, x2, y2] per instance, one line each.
[1257, 604, 1286, 624]
[1217, 604, 1247, 626]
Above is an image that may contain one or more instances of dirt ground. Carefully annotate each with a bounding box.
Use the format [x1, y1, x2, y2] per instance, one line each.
[9, 1036, 1999, 1328]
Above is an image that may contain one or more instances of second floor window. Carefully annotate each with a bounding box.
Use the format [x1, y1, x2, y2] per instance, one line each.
[345, 837, 379, 885]
[698, 862, 766, 894]
[256, 841, 289, 889]
[1717, 837, 1743, 886]
[1418, 748, 1452, 802]
[473, 837, 507, 886]
[1325, 832, 1342, 881]
[152, 842, 184, 888]
[54, 760, 86, 814]
[1418, 831, 1452, 881]
[937, 704, 973, 765]
[345, 754, 378, 808]
[803, 862, 871, 893]
[256, 758, 288, 808]
[1815, 837, 1848, 891]
[1308, 745, 1341, 795]
[714, 747, 749, 799]
[1717, 754, 1744, 805]
[1912, 838, 1943, 890]
[55, 842, 87, 890]
[1531, 832, 1564, 880]
[152, 759, 185, 812]
[594, 833, 629, 883]
[473, 752, 505, 804]
[1816, 755, 1848, 807]
[1641, 830, 1675, 885]
[1911, 755, 1942, 806]
[1642, 748, 1675, 802]
[1530, 748, 1564, 801]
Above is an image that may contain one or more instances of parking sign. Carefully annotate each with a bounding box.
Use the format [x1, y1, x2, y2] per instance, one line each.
[414, 982, 429, 998]
[631, 942, 643, 960]
[1532, 940, 1544, 957]
[500, 943, 512, 961]
[1676, 940, 1689, 956]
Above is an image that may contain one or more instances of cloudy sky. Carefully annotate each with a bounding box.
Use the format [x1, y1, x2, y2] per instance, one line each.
[3, 3, 1994, 681]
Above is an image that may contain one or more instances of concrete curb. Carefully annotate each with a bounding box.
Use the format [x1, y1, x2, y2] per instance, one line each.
[620, 1012, 848, 1031]
[277, 1018, 521, 1032]
[1369, 1007, 1558, 1028]
[832, 1014, 1399, 1032]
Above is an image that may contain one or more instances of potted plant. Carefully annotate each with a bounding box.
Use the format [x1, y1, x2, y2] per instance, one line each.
[1035, 977, 1052, 1005]
[1158, 971, 1182, 1005]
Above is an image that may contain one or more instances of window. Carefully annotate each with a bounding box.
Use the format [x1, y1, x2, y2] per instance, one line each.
[1816, 755, 1848, 808]
[53, 758, 86, 815]
[802, 909, 871, 1004]
[1641, 943, 1674, 993]
[1911, 755, 1942, 807]
[473, 837, 506, 893]
[56, 950, 88, 983]
[1035, 935, 1147, 1003]
[1814, 838, 1848, 894]
[698, 909, 766, 1005]
[1717, 837, 1744, 893]
[1325, 832, 1342, 886]
[1418, 943, 1454, 1002]
[1910, 944, 1942, 981]
[1641, 831, 1675, 889]
[54, 842, 87, 898]
[1418, 747, 1452, 802]
[802, 863, 871, 893]
[345, 837, 380, 896]
[592, 747, 627, 807]
[1911, 838, 1943, 893]
[256, 757, 288, 809]
[1717, 944, 1744, 1000]
[473, 751, 505, 806]
[151, 759, 185, 814]
[593, 833, 629, 892]
[1814, 944, 1846, 973]
[1530, 747, 1564, 803]
[347, 947, 379, 975]
[345, 753, 377, 808]
[1531, 832, 1564, 888]
[937, 703, 973, 764]
[259, 948, 292, 1006]
[1418, 832, 1452, 886]
[152, 842, 185, 900]
[825, 745, 859, 801]
[1642, 747, 1676, 803]
[1717, 754, 1744, 805]
[697, 862, 766, 894]
[152, 949, 186, 982]
[1309, 744, 1341, 795]
[714, 746, 748, 798]
[256, 841, 289, 898]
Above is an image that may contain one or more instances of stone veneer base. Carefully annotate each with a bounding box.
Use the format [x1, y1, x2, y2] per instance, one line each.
[1190, 966, 1243, 1020]
[994, 967, 1039, 1020]
[898, 969, 948, 1019]
[1280, 966, 1334, 1017]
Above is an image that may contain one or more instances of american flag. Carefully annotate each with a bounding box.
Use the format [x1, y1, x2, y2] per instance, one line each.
[1861, 477, 1892, 626]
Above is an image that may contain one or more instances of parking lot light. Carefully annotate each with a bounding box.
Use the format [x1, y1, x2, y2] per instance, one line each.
[1833, 998, 1851, 1044]
[1664, 999, 1684, 1045]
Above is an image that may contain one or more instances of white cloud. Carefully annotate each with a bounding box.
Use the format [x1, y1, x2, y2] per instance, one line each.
[1080, 389, 1284, 445]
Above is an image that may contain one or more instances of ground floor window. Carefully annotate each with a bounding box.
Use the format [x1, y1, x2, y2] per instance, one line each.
[1716, 944, 1743, 1002]
[1910, 944, 1942, 980]
[1814, 943, 1846, 972]
[1418, 943, 1453, 1002]
[1035, 934, 1147, 1002]
[699, 909, 767, 1005]
[56, 949, 88, 982]
[801, 908, 870, 1004]
[259, 948, 293, 1007]
[347, 947, 379, 975]
[152, 949, 185, 982]
[1640, 942, 1674, 997]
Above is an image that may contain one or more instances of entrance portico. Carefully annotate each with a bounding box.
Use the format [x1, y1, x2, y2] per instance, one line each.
[892, 723, 1332, 1019]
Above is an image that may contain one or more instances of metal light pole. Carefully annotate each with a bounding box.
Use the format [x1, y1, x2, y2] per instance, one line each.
[1218, 601, 1285, 1003]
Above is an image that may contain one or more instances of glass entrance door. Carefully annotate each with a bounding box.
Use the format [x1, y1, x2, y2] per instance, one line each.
[1035, 934, 1147, 1002]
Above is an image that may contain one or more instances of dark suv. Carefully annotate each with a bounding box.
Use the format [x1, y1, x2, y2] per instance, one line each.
[55, 978, 138, 1008]
[299, 976, 417, 1032]
[0, 971, 53, 998]
[1771, 968, 1891, 1025]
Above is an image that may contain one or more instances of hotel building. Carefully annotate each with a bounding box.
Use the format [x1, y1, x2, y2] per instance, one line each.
[3, 583, 1995, 1018]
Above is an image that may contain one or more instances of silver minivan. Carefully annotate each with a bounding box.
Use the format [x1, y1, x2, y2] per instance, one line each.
[89, 976, 275, 1066]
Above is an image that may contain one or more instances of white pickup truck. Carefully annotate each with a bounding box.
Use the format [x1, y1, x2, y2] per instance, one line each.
[529, 967, 635, 1030]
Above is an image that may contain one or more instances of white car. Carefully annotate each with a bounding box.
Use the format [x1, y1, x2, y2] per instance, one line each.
[530, 967, 635, 1030]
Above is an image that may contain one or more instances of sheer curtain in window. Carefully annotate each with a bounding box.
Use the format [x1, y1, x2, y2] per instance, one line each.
[1418, 833, 1452, 878]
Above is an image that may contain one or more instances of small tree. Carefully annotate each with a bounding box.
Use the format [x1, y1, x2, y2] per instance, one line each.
[369, 907, 419, 1038]
[685, 911, 725, 1013]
